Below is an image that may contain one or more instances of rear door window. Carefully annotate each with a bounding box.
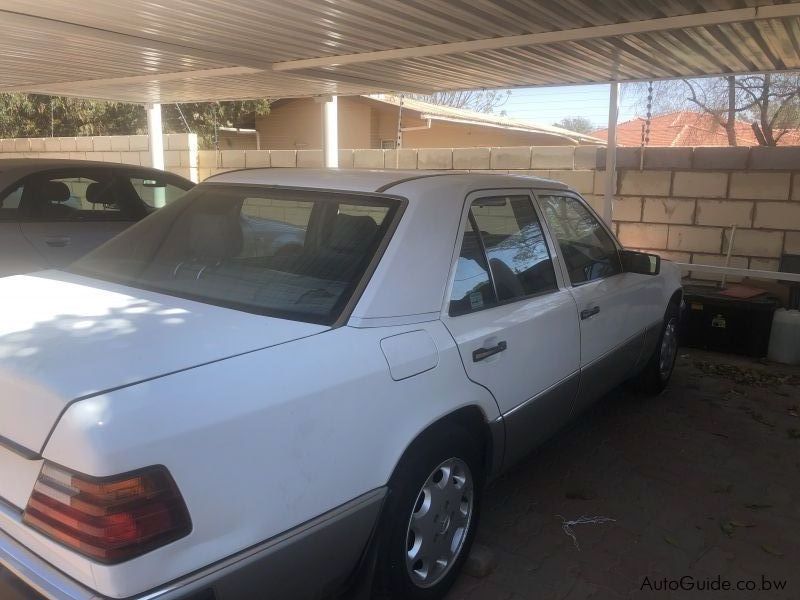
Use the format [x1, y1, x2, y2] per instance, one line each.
[449, 194, 557, 315]
[471, 195, 557, 301]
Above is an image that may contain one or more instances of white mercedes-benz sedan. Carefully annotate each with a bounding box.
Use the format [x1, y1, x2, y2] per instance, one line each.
[0, 170, 682, 600]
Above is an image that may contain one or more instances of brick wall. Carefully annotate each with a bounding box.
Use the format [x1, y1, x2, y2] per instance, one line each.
[0, 133, 199, 182]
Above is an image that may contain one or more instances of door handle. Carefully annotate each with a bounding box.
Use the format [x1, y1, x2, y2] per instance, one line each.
[580, 306, 600, 320]
[45, 236, 71, 248]
[472, 340, 507, 362]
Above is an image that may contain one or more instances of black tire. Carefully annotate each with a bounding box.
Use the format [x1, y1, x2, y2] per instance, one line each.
[373, 427, 483, 600]
[635, 300, 680, 395]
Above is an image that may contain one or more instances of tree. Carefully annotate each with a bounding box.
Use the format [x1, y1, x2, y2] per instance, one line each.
[0, 94, 270, 148]
[407, 90, 511, 113]
[553, 116, 594, 134]
[624, 74, 800, 146]
[165, 100, 270, 147]
[0, 94, 144, 138]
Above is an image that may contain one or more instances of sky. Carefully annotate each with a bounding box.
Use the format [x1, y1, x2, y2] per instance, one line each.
[497, 84, 641, 131]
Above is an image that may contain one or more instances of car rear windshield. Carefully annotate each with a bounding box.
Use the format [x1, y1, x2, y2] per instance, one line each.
[70, 184, 401, 325]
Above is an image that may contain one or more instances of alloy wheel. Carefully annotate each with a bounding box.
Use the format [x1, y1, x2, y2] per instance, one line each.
[659, 317, 678, 380]
[404, 457, 474, 588]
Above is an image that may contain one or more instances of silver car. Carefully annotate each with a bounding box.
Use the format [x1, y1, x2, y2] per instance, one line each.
[0, 159, 194, 277]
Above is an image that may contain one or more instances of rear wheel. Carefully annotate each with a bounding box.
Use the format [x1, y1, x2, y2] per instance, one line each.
[636, 301, 680, 395]
[374, 428, 482, 599]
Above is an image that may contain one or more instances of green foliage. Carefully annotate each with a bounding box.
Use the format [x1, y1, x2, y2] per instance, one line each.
[0, 94, 270, 147]
[164, 100, 270, 147]
[0, 94, 146, 137]
[552, 116, 594, 134]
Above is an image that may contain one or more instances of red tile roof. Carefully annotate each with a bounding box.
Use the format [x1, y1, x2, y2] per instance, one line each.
[592, 111, 800, 147]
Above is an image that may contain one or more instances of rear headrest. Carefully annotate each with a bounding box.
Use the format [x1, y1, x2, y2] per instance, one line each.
[328, 214, 378, 252]
[85, 182, 114, 205]
[42, 181, 70, 204]
[189, 212, 243, 261]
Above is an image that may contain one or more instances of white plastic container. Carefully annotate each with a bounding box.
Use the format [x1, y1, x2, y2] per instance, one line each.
[767, 308, 800, 365]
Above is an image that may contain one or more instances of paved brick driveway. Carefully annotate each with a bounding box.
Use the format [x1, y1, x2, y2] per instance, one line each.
[448, 350, 800, 600]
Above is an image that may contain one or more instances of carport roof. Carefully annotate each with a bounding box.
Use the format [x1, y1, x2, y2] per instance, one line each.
[1, 1, 800, 103]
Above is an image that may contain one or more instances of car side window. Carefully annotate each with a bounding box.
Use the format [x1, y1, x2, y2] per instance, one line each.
[471, 195, 557, 301]
[449, 195, 557, 316]
[449, 217, 498, 316]
[539, 194, 622, 285]
[22, 171, 133, 221]
[0, 184, 23, 220]
[125, 175, 189, 207]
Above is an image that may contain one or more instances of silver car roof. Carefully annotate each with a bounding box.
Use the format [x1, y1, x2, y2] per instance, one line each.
[206, 168, 569, 195]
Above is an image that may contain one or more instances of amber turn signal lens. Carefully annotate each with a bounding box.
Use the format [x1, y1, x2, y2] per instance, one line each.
[23, 463, 191, 564]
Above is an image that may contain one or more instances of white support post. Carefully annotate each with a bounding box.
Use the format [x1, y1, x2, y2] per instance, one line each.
[603, 82, 619, 225]
[320, 95, 339, 168]
[146, 103, 164, 171]
[146, 103, 166, 207]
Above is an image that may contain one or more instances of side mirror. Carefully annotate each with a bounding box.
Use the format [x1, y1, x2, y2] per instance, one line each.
[620, 249, 660, 275]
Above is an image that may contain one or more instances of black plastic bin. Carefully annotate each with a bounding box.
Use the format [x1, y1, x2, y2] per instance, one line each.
[679, 285, 780, 357]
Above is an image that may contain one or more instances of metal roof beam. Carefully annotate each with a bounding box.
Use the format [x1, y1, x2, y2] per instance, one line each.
[272, 5, 800, 72]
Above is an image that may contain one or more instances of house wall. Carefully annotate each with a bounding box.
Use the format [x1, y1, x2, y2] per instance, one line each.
[254, 97, 373, 150]
[402, 121, 574, 148]
[252, 97, 576, 150]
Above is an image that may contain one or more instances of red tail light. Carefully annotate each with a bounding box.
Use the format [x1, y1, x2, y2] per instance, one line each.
[23, 463, 191, 564]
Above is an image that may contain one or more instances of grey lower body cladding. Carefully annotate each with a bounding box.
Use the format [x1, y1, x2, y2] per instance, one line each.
[0, 487, 387, 600]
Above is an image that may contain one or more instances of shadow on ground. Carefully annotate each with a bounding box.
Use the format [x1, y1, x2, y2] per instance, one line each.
[448, 350, 800, 600]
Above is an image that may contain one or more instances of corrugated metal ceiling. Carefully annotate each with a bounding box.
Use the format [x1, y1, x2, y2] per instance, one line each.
[0, 0, 798, 102]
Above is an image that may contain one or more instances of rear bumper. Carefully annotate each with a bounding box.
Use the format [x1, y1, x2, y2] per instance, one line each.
[1, 487, 386, 600]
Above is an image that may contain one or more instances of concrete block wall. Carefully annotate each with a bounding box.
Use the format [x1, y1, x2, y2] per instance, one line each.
[3, 139, 799, 278]
[607, 147, 800, 280]
[0, 133, 199, 182]
[194, 145, 800, 279]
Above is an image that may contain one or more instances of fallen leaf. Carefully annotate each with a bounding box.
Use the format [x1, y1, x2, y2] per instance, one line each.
[720, 521, 735, 536]
[761, 544, 784, 557]
[730, 520, 754, 528]
[664, 535, 680, 548]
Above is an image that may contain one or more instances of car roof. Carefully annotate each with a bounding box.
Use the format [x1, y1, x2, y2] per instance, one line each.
[0, 159, 193, 186]
[205, 168, 570, 194]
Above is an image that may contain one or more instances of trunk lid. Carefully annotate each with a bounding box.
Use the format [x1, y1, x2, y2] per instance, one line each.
[0, 271, 327, 454]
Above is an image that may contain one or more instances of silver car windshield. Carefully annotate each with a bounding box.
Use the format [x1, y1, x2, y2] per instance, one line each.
[70, 184, 401, 325]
